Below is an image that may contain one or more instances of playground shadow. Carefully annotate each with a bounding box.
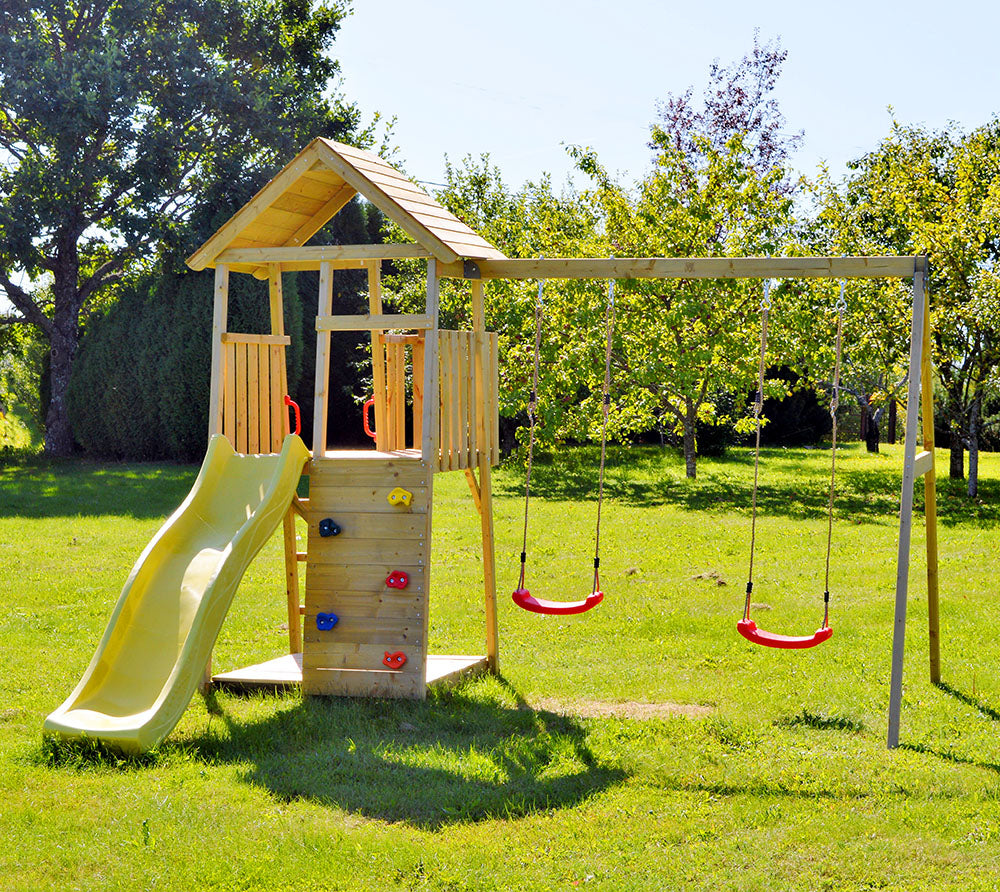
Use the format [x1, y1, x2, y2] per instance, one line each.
[185, 680, 628, 829]
[498, 454, 899, 525]
[0, 459, 197, 520]
[497, 447, 1000, 527]
[894, 682, 1000, 775]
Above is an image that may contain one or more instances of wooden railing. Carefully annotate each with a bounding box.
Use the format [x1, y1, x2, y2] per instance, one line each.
[369, 329, 499, 470]
[221, 332, 291, 454]
[436, 330, 499, 471]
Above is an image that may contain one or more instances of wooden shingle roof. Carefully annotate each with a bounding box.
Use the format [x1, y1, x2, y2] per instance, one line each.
[186, 138, 505, 271]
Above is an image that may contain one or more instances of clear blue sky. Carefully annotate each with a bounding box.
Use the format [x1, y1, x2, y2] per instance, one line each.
[334, 0, 999, 189]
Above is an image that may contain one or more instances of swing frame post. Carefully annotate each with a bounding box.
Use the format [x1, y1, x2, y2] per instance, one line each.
[887, 258, 934, 749]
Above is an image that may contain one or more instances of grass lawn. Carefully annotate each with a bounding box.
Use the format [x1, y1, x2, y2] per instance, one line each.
[2, 442, 1000, 890]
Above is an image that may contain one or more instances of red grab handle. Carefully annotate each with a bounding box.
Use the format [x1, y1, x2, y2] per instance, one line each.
[363, 397, 376, 441]
[284, 395, 301, 436]
[512, 588, 604, 616]
[737, 618, 832, 650]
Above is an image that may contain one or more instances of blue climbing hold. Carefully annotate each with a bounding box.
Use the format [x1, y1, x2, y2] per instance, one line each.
[316, 612, 339, 631]
[319, 518, 341, 537]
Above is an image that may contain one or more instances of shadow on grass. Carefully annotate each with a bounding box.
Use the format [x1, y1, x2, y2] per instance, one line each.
[0, 457, 197, 520]
[934, 681, 1000, 722]
[891, 682, 1000, 775]
[495, 445, 1000, 526]
[777, 709, 866, 733]
[183, 679, 627, 829]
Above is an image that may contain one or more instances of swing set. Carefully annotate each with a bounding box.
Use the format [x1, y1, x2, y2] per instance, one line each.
[498, 257, 937, 748]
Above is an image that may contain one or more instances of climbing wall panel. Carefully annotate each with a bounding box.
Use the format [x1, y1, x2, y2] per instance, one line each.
[303, 455, 431, 698]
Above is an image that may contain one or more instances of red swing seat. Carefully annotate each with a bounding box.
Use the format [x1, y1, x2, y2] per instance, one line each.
[512, 588, 604, 616]
[737, 618, 832, 650]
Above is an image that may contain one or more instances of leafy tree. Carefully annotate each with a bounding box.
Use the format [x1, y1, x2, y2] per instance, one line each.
[813, 118, 1000, 493]
[0, 0, 363, 455]
[570, 134, 794, 478]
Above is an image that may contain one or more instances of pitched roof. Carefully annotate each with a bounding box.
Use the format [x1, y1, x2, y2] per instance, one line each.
[186, 138, 505, 270]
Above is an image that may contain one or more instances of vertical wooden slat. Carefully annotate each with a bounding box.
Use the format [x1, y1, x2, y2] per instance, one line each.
[385, 341, 399, 449]
[393, 341, 406, 449]
[451, 332, 463, 468]
[247, 343, 260, 454]
[412, 336, 424, 449]
[312, 261, 335, 456]
[466, 333, 479, 461]
[258, 342, 271, 452]
[368, 261, 389, 452]
[235, 341, 248, 454]
[269, 346, 283, 451]
[207, 265, 229, 441]
[421, 261, 440, 463]
[438, 331, 452, 470]
[223, 341, 236, 447]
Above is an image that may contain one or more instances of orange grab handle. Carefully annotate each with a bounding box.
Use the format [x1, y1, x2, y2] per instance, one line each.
[284, 395, 301, 436]
[363, 397, 376, 441]
[512, 588, 604, 616]
[737, 618, 832, 650]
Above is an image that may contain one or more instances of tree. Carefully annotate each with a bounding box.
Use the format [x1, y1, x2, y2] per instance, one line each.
[0, 0, 363, 455]
[813, 118, 1000, 493]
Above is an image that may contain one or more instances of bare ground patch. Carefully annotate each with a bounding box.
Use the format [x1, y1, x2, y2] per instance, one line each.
[528, 698, 713, 720]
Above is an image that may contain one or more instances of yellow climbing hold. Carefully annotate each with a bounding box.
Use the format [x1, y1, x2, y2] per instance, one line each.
[387, 486, 412, 507]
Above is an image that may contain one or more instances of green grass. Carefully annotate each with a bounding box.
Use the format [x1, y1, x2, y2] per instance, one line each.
[3, 443, 1000, 890]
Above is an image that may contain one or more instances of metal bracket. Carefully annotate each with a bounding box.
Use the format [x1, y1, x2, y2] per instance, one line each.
[463, 260, 481, 279]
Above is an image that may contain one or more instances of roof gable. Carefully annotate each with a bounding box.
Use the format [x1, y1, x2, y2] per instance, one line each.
[186, 138, 505, 271]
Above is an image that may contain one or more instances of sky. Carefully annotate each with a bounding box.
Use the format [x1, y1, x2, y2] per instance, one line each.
[333, 0, 1000, 190]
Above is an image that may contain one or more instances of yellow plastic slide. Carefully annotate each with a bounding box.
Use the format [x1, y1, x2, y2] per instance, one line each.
[44, 433, 310, 753]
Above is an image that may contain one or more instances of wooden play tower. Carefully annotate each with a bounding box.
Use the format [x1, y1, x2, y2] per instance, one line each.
[187, 138, 505, 698]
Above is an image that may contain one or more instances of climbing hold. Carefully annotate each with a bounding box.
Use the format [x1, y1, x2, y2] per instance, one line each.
[316, 612, 339, 631]
[318, 518, 342, 537]
[387, 487, 412, 507]
[386, 571, 409, 590]
[383, 651, 407, 669]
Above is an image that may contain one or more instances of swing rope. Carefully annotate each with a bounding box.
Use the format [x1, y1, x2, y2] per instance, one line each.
[512, 280, 614, 616]
[517, 280, 546, 592]
[743, 280, 772, 621]
[591, 281, 616, 595]
[822, 281, 848, 627]
[740, 279, 845, 649]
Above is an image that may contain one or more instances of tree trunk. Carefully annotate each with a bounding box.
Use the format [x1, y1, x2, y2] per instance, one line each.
[864, 406, 880, 454]
[949, 427, 964, 480]
[44, 252, 81, 457]
[682, 402, 698, 479]
[888, 399, 897, 444]
[968, 393, 981, 499]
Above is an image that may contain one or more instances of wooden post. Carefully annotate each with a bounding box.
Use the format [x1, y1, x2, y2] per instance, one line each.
[367, 260, 389, 451]
[471, 278, 499, 673]
[270, 264, 302, 655]
[312, 261, 335, 456]
[421, 260, 440, 461]
[207, 264, 230, 440]
[920, 273, 941, 685]
[887, 264, 927, 748]
[202, 263, 229, 690]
